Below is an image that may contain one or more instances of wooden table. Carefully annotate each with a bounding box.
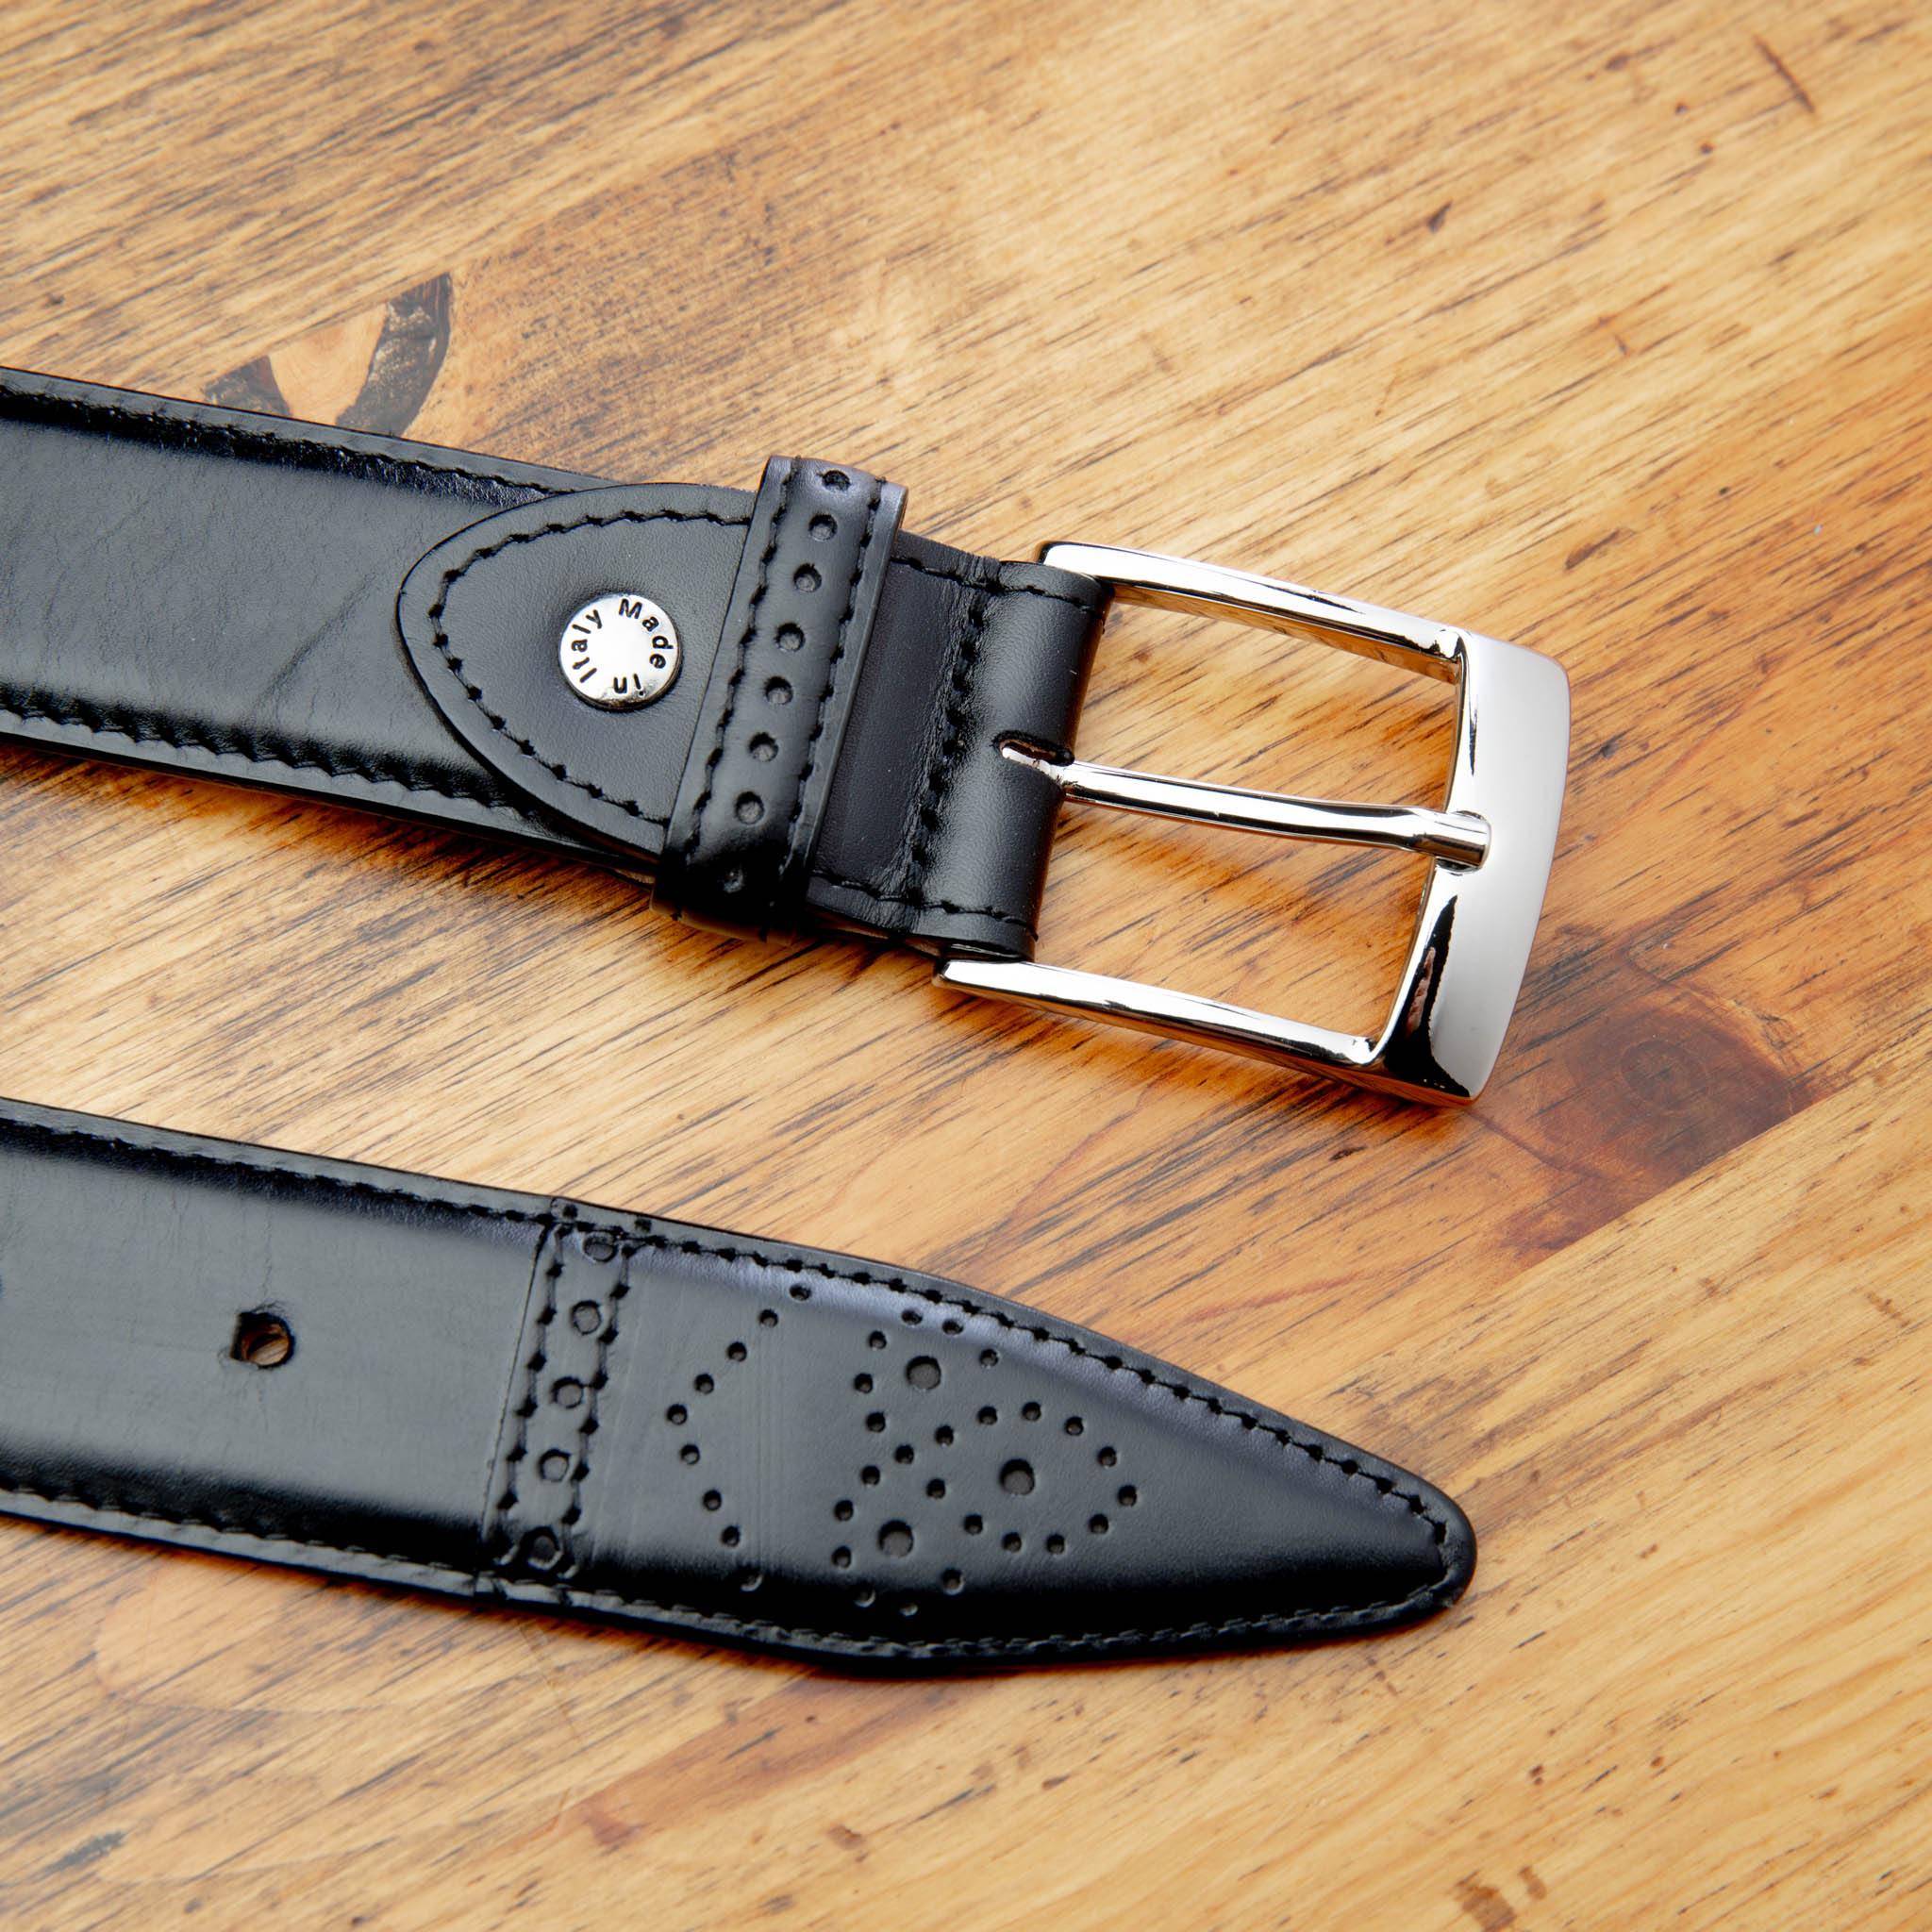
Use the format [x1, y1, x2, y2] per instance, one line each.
[2, 2, 1925, 1925]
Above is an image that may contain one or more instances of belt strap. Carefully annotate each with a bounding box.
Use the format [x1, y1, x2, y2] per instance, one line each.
[0, 367, 1102, 956]
[0, 364, 1569, 1099]
[0, 1097, 1472, 1667]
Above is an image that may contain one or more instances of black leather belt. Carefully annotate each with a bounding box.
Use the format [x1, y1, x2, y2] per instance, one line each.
[0, 365, 1507, 1667]
[0, 367, 1569, 1103]
[0, 1097, 1473, 1667]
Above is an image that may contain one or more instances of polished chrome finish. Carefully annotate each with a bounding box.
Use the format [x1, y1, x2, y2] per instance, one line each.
[940, 954, 1380, 1079]
[558, 591, 680, 709]
[935, 544, 1570, 1104]
[1035, 541, 1467, 681]
[1002, 745, 1491, 867]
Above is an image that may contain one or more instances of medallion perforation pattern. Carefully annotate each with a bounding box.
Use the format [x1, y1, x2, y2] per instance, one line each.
[817, 1322, 1134, 1622]
[543, 1241, 1459, 1655]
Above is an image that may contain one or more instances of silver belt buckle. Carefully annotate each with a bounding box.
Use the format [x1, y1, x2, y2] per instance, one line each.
[935, 542, 1571, 1105]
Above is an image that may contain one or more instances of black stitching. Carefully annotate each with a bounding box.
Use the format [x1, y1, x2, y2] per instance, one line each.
[1, 379, 1098, 900]
[0, 1104, 1455, 1655]
[0, 1102, 1440, 1557]
[2, 381, 573, 498]
[425, 505, 751, 824]
[575, 1248, 630, 1525]
[0, 380, 583, 811]
[0, 1112, 1453, 1654]
[0, 688, 524, 817]
[904, 584, 991, 902]
[887, 552, 1101, 613]
[0, 1110, 553, 1225]
[0, 1479, 1455, 1657]
[808, 866, 1037, 938]
[492, 1249, 563, 1542]
[489, 1230, 631, 1573]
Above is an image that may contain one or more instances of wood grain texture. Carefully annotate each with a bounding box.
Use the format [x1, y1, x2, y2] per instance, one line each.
[0, 0, 1926, 1924]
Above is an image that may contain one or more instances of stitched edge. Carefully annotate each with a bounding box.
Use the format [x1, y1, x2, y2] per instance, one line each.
[424, 505, 751, 826]
[0, 686, 527, 819]
[780, 475, 884, 880]
[0, 1108, 1459, 1656]
[0, 1483, 1458, 1659]
[0, 1108, 1448, 1528]
[4, 380, 574, 499]
[0, 380, 581, 810]
[0, 1111, 552, 1225]
[491, 1244, 564, 1558]
[1, 377, 1099, 895]
[903, 583, 991, 903]
[808, 866, 1037, 939]
[675, 463, 795, 869]
[889, 552, 1099, 613]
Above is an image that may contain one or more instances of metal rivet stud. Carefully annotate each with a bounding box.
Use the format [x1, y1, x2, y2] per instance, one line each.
[558, 591, 680, 709]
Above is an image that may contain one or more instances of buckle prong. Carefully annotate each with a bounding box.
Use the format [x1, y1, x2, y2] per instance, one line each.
[935, 543, 1570, 1105]
[1001, 744, 1491, 868]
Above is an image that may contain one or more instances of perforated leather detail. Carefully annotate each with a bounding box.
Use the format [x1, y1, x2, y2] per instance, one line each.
[0, 1098, 1474, 1668]
[659, 457, 908, 936]
[0, 370, 1106, 958]
[487, 1225, 628, 1580]
[568, 1239, 1470, 1657]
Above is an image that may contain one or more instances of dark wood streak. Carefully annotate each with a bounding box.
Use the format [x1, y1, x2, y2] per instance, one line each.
[206, 275, 453, 437]
[337, 275, 453, 436]
[1754, 34, 1820, 114]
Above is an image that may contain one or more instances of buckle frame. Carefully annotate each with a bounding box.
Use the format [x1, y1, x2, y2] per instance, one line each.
[934, 543, 1570, 1104]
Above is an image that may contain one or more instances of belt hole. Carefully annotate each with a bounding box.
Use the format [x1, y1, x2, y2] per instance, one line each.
[230, 1310, 293, 1369]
